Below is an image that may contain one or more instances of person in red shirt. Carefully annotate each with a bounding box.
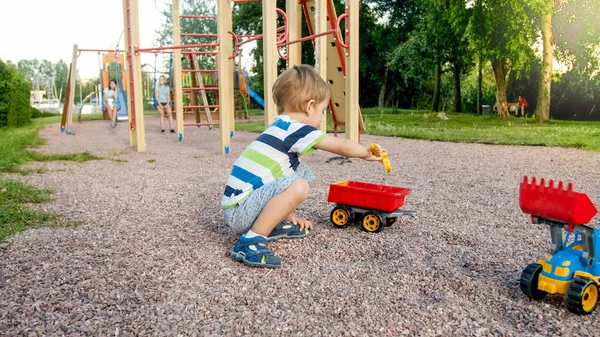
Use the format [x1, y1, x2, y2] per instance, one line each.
[517, 96, 527, 117]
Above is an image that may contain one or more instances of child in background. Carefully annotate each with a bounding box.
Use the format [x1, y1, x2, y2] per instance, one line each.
[221, 64, 384, 268]
[155, 75, 175, 133]
[104, 80, 119, 128]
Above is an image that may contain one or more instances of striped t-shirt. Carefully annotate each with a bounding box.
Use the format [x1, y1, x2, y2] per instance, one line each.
[221, 114, 326, 208]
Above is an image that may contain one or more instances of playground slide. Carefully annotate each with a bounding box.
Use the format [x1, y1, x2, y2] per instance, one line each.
[246, 87, 265, 110]
[116, 87, 129, 121]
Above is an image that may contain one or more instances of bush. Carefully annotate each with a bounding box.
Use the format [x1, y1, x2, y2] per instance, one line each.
[0, 60, 32, 127]
[30, 108, 58, 119]
[30, 107, 42, 118]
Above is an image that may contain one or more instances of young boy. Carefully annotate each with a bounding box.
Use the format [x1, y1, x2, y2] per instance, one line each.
[221, 65, 383, 268]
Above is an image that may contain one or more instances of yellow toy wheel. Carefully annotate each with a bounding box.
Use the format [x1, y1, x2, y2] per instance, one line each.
[566, 277, 599, 315]
[361, 212, 385, 233]
[330, 206, 354, 228]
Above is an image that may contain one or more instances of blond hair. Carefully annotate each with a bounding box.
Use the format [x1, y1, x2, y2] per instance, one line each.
[272, 64, 330, 114]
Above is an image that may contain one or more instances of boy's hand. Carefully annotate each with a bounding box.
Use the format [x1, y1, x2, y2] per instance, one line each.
[286, 215, 313, 232]
[363, 143, 384, 161]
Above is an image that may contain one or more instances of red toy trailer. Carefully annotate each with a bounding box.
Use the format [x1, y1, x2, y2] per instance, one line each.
[327, 180, 416, 232]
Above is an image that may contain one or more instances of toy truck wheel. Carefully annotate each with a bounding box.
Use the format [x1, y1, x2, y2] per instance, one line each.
[566, 277, 599, 315]
[361, 212, 385, 233]
[330, 206, 354, 228]
[386, 217, 397, 227]
[520, 263, 547, 300]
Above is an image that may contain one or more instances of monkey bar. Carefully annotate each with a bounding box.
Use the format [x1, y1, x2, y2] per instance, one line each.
[135, 43, 219, 53]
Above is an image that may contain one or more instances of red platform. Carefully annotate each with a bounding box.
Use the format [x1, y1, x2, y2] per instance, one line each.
[519, 176, 598, 226]
[327, 180, 411, 213]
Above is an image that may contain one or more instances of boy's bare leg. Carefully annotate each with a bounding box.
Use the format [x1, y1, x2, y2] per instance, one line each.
[250, 179, 309, 236]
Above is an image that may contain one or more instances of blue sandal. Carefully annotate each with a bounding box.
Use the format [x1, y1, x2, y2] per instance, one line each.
[267, 222, 310, 242]
[230, 235, 281, 268]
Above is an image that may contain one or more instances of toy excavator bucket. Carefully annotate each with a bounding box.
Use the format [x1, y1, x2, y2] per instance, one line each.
[519, 176, 598, 227]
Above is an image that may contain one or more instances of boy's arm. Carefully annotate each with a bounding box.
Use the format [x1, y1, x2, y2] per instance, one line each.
[314, 135, 380, 161]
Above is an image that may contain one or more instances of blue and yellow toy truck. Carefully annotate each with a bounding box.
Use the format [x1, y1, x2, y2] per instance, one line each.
[519, 176, 599, 315]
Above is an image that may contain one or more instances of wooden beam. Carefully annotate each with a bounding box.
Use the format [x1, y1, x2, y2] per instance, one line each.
[218, 0, 234, 154]
[123, 0, 136, 147]
[65, 44, 78, 134]
[345, 0, 359, 142]
[60, 64, 72, 133]
[172, 0, 185, 141]
[316, 0, 328, 133]
[126, 0, 146, 151]
[263, 0, 277, 128]
[287, 0, 302, 67]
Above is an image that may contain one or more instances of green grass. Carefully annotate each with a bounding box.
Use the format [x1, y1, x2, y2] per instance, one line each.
[28, 152, 102, 163]
[234, 108, 600, 152]
[0, 115, 103, 174]
[0, 179, 61, 242]
[0, 114, 104, 241]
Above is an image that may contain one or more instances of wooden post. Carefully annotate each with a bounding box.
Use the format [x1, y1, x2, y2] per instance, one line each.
[263, 0, 277, 128]
[172, 0, 185, 141]
[218, 0, 234, 154]
[316, 0, 328, 133]
[123, 0, 136, 147]
[287, 0, 302, 67]
[65, 44, 78, 135]
[124, 0, 146, 151]
[60, 64, 72, 133]
[344, 1, 359, 142]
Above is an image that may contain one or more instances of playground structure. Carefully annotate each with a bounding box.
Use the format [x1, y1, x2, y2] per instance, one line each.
[60, 0, 364, 153]
[519, 176, 600, 315]
[60, 47, 130, 134]
[99, 52, 129, 122]
[30, 74, 60, 113]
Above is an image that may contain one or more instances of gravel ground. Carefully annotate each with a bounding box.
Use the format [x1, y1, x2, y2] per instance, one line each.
[1, 116, 600, 336]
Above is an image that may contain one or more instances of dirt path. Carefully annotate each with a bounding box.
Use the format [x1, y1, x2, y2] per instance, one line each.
[1, 116, 599, 336]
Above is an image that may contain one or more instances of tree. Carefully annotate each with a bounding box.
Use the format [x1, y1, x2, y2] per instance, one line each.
[387, 0, 473, 112]
[536, 0, 553, 122]
[535, 0, 600, 122]
[0, 60, 32, 127]
[157, 1, 218, 71]
[53, 60, 69, 102]
[468, 0, 539, 118]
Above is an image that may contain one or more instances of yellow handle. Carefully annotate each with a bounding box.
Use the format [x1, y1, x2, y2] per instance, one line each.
[370, 143, 392, 173]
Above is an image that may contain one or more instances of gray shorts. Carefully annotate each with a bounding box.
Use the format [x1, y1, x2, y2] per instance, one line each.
[222, 161, 316, 234]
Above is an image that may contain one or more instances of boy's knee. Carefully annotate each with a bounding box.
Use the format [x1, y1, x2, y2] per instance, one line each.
[288, 179, 309, 201]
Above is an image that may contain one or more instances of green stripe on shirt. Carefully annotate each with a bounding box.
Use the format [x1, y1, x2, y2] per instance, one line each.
[300, 134, 327, 155]
[242, 148, 285, 179]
